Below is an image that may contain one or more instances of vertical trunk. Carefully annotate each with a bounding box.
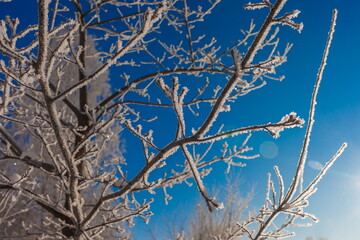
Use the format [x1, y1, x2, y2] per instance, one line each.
[63, 13, 89, 238]
[76, 28, 89, 157]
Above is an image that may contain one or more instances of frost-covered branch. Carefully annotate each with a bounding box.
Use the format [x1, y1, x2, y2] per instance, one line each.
[285, 9, 338, 202]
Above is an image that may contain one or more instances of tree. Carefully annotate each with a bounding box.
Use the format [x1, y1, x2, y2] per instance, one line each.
[0, 0, 346, 239]
[158, 175, 253, 240]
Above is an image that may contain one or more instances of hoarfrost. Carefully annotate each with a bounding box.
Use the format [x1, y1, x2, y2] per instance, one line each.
[0, 1, 345, 239]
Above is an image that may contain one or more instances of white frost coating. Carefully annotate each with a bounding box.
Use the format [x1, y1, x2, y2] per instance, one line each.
[244, 2, 268, 10]
[274, 166, 284, 203]
[275, 9, 304, 33]
[267, 112, 304, 138]
[156, 78, 172, 98]
[236, 79, 251, 89]
[182, 145, 222, 212]
[0, 0, 344, 238]
[0, 21, 8, 39]
[220, 104, 231, 112]
[285, 10, 338, 201]
[191, 127, 198, 135]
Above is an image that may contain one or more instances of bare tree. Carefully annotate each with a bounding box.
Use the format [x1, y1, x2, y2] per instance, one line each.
[166, 176, 253, 240]
[0, 0, 346, 239]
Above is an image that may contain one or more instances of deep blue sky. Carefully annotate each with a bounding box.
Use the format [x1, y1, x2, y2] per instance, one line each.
[1, 0, 359, 239]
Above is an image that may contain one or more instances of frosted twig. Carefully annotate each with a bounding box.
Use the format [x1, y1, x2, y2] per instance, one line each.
[284, 9, 338, 201]
[181, 144, 223, 212]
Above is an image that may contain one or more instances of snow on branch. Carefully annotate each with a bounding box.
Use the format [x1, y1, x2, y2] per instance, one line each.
[285, 9, 339, 201]
[197, 112, 304, 143]
[0, 0, 345, 239]
[182, 144, 223, 212]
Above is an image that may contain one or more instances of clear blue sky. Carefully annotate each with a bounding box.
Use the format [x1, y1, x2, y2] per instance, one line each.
[1, 0, 359, 239]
